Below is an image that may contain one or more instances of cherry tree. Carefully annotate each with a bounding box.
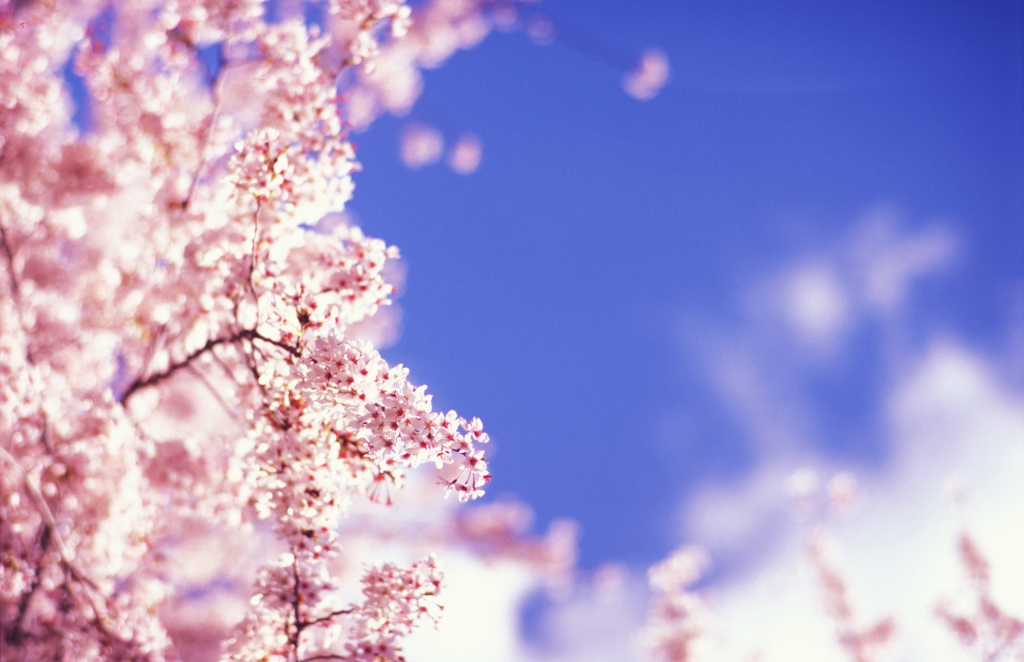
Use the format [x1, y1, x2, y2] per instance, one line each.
[0, 1, 597, 660]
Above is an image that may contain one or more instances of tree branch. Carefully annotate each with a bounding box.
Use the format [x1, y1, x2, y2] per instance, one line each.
[290, 552, 303, 657]
[7, 525, 49, 646]
[0, 446, 99, 593]
[299, 608, 355, 629]
[181, 41, 231, 212]
[118, 328, 299, 404]
[0, 220, 20, 297]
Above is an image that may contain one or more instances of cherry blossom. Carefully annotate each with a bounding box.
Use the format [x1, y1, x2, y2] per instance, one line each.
[935, 533, 1024, 661]
[0, 1, 514, 659]
[446, 134, 482, 175]
[621, 48, 670, 101]
[806, 529, 896, 662]
[643, 545, 712, 662]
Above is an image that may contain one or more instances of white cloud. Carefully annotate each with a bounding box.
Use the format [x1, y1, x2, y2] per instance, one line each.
[521, 574, 651, 662]
[682, 210, 958, 452]
[850, 209, 957, 313]
[401, 555, 653, 662]
[699, 339, 1024, 662]
[681, 463, 794, 559]
[403, 554, 537, 662]
[783, 261, 851, 348]
[669, 209, 1021, 661]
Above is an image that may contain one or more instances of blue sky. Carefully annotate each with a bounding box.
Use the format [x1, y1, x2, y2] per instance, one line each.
[41, 3, 1023, 658]
[44, 2, 1023, 658]
[351, 0, 1024, 570]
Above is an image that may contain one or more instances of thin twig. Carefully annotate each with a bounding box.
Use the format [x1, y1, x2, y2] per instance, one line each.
[290, 552, 304, 658]
[182, 42, 231, 212]
[0, 220, 36, 365]
[7, 525, 50, 645]
[299, 607, 354, 629]
[185, 363, 242, 421]
[0, 220, 20, 297]
[0, 447, 100, 592]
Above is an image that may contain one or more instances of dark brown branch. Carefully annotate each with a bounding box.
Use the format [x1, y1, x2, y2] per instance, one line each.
[299, 608, 355, 630]
[6, 525, 50, 646]
[285, 550, 357, 661]
[291, 552, 303, 654]
[237, 337, 268, 398]
[0, 219, 36, 366]
[118, 328, 298, 404]
[0, 447, 136, 653]
[0, 220, 20, 297]
[119, 332, 241, 404]
[0, 446, 122, 651]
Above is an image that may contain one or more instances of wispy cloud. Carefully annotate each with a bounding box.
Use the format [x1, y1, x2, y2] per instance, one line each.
[679, 209, 958, 459]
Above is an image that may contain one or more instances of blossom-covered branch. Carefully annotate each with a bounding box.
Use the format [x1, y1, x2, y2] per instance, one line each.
[0, 1, 531, 659]
[936, 533, 1024, 662]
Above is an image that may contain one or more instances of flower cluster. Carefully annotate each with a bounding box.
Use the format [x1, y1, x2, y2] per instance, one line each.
[451, 500, 576, 583]
[643, 546, 712, 662]
[222, 553, 443, 662]
[935, 533, 1024, 661]
[0, 1, 515, 660]
[343, 556, 444, 660]
[805, 530, 896, 662]
[342, 0, 530, 128]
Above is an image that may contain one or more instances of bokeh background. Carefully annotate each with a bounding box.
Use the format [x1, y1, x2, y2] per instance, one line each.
[340, 1, 1024, 660]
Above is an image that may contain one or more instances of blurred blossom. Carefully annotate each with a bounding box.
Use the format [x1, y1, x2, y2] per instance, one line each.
[935, 532, 1024, 660]
[648, 546, 710, 594]
[622, 48, 670, 100]
[447, 133, 483, 174]
[400, 122, 445, 168]
[592, 563, 627, 600]
[526, 16, 555, 45]
[942, 471, 969, 506]
[806, 528, 897, 662]
[826, 472, 859, 516]
[345, 303, 404, 349]
[644, 545, 712, 662]
[785, 467, 821, 519]
[339, 0, 516, 129]
[492, 5, 519, 31]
